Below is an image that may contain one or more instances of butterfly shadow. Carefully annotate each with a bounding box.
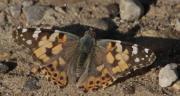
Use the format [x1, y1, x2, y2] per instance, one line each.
[113, 62, 157, 85]
[139, 0, 158, 15]
[52, 23, 111, 39]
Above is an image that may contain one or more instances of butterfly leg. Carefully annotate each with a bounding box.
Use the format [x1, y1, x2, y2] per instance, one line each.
[103, 63, 117, 80]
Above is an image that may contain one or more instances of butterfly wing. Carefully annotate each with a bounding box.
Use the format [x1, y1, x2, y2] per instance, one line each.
[13, 27, 80, 87]
[77, 39, 156, 92]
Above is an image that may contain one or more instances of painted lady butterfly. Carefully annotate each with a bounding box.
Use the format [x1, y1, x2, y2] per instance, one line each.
[13, 27, 156, 92]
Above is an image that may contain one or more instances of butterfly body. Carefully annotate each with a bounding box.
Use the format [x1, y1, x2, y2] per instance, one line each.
[13, 27, 156, 92]
[67, 30, 96, 84]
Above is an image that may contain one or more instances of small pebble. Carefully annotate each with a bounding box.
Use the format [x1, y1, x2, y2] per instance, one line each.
[119, 0, 144, 21]
[159, 63, 179, 87]
[9, 5, 22, 17]
[54, 6, 67, 13]
[23, 5, 47, 24]
[175, 19, 180, 32]
[23, 77, 40, 91]
[22, 0, 34, 7]
[39, 0, 84, 6]
[0, 62, 9, 73]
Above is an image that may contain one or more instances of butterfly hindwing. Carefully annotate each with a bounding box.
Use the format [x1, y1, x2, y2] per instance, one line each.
[13, 27, 80, 87]
[76, 39, 156, 92]
[76, 46, 115, 92]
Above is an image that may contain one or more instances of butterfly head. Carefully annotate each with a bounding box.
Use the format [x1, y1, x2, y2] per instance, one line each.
[84, 28, 96, 38]
[79, 29, 96, 53]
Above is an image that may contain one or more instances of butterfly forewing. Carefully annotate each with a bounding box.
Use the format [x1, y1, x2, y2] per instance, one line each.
[97, 40, 156, 77]
[76, 39, 156, 92]
[13, 27, 80, 87]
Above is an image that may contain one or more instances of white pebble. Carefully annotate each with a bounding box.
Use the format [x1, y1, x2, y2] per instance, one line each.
[132, 44, 138, 55]
[159, 63, 178, 87]
[119, 0, 144, 21]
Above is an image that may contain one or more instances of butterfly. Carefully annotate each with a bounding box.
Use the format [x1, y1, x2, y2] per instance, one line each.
[13, 27, 156, 92]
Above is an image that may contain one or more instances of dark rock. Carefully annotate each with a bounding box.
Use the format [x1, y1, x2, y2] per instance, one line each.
[23, 77, 40, 91]
[0, 62, 9, 73]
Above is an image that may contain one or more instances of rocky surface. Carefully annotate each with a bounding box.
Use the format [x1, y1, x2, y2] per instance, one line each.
[0, 0, 180, 96]
[171, 80, 180, 92]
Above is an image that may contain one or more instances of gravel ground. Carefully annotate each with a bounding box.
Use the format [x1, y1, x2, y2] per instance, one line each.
[0, 0, 180, 96]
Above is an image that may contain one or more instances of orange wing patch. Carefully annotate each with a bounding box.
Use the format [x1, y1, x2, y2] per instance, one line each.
[105, 42, 130, 74]
[39, 57, 68, 88]
[78, 73, 113, 92]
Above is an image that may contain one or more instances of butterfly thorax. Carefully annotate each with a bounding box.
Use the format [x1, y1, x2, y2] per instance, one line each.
[75, 31, 96, 79]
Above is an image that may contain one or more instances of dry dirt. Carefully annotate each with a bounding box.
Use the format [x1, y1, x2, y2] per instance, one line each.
[0, 0, 180, 96]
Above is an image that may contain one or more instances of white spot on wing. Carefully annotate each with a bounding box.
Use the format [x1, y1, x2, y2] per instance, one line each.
[134, 57, 140, 62]
[115, 42, 122, 52]
[116, 40, 121, 43]
[144, 48, 149, 53]
[32, 33, 39, 39]
[139, 64, 144, 66]
[141, 58, 145, 60]
[26, 40, 32, 45]
[22, 28, 27, 33]
[55, 30, 60, 33]
[34, 30, 41, 34]
[133, 66, 138, 70]
[32, 29, 41, 39]
[36, 28, 41, 31]
[132, 44, 138, 55]
[145, 55, 148, 57]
